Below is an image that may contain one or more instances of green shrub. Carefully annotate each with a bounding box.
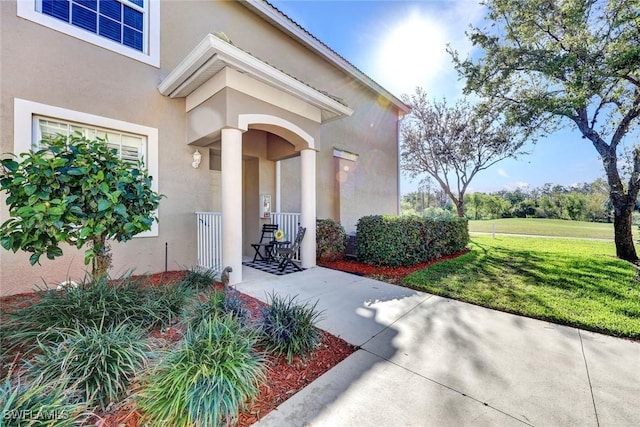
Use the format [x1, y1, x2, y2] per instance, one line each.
[138, 315, 265, 427]
[259, 293, 322, 362]
[316, 219, 347, 261]
[27, 322, 150, 410]
[421, 207, 457, 220]
[189, 289, 248, 327]
[356, 215, 469, 266]
[0, 375, 86, 426]
[4, 275, 187, 353]
[180, 267, 218, 291]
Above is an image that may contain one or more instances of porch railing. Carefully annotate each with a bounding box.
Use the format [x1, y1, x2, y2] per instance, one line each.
[270, 212, 302, 261]
[195, 211, 302, 268]
[196, 211, 222, 271]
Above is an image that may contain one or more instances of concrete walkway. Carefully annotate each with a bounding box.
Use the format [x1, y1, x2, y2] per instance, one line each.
[237, 266, 640, 427]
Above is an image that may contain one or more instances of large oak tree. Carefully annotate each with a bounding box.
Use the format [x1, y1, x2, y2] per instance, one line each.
[451, 0, 640, 260]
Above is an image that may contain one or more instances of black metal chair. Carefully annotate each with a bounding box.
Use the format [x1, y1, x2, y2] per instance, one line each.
[251, 224, 279, 262]
[275, 226, 306, 272]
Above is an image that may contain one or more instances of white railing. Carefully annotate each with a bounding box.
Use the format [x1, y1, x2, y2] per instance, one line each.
[196, 211, 301, 268]
[270, 212, 302, 261]
[196, 212, 222, 271]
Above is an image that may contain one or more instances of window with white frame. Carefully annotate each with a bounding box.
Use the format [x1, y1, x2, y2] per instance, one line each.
[17, 0, 159, 67]
[14, 98, 159, 237]
[35, 116, 146, 166]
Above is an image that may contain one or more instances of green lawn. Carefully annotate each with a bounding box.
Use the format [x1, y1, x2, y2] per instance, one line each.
[468, 218, 623, 240]
[403, 234, 640, 339]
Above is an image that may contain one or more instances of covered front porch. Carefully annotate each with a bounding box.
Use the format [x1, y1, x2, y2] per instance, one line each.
[196, 211, 301, 272]
[158, 34, 352, 284]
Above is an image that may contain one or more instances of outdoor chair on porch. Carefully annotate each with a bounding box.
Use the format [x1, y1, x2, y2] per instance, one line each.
[251, 224, 279, 262]
[275, 226, 306, 272]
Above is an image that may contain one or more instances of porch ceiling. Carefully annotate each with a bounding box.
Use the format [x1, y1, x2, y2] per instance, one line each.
[158, 34, 353, 123]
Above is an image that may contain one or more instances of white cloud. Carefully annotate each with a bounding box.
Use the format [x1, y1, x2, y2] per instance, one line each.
[497, 168, 508, 177]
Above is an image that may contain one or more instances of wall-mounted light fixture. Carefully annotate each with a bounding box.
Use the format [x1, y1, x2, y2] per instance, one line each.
[192, 149, 202, 169]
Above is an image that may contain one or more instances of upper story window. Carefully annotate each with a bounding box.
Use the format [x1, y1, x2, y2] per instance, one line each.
[17, 0, 159, 67]
[39, 0, 145, 52]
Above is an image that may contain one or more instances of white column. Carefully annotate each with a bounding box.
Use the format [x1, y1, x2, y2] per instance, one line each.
[221, 127, 243, 284]
[275, 160, 281, 213]
[300, 148, 316, 268]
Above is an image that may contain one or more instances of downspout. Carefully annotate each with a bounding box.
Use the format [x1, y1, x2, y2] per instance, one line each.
[396, 113, 403, 215]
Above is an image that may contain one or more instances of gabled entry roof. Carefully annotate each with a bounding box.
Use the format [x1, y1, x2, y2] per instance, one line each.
[158, 34, 354, 123]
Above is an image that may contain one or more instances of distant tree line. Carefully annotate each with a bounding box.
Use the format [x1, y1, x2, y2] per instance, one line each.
[401, 178, 633, 223]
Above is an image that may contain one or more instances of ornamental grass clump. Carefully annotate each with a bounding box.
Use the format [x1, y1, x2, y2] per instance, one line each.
[0, 375, 87, 426]
[180, 267, 218, 291]
[138, 315, 265, 427]
[142, 282, 189, 329]
[189, 289, 249, 328]
[3, 274, 187, 353]
[26, 321, 150, 410]
[259, 293, 323, 362]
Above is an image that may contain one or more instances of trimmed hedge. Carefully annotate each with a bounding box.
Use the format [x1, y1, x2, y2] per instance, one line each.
[356, 215, 469, 266]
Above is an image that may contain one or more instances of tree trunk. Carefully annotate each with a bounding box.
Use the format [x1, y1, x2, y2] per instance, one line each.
[91, 237, 112, 278]
[455, 200, 465, 217]
[597, 144, 639, 262]
[612, 207, 638, 261]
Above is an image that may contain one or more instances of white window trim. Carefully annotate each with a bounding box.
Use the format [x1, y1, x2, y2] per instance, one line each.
[14, 98, 160, 237]
[34, 116, 146, 165]
[16, 0, 160, 67]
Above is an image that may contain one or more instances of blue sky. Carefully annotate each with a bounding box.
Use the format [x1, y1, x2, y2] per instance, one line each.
[269, 0, 605, 195]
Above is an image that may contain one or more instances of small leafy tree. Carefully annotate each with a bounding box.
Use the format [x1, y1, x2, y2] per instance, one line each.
[0, 133, 162, 277]
[401, 89, 530, 217]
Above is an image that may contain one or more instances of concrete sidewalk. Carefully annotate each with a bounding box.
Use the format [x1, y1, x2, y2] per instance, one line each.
[237, 266, 640, 427]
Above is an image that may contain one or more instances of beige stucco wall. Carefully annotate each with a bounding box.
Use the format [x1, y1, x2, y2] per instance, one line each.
[1, 0, 401, 295]
[0, 0, 208, 293]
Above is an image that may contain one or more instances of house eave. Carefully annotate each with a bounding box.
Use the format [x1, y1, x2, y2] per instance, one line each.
[158, 34, 353, 122]
[242, 0, 411, 115]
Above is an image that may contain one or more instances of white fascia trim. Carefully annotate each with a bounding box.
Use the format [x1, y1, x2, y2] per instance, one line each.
[13, 98, 160, 237]
[242, 0, 410, 115]
[16, 0, 160, 67]
[158, 34, 353, 120]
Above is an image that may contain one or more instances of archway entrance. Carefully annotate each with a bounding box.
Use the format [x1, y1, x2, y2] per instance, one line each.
[158, 34, 353, 284]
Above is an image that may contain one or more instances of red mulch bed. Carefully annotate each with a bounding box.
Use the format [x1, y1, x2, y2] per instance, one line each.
[0, 271, 356, 427]
[318, 249, 470, 283]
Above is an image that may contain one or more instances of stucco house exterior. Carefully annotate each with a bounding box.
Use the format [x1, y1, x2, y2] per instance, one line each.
[0, 0, 409, 295]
